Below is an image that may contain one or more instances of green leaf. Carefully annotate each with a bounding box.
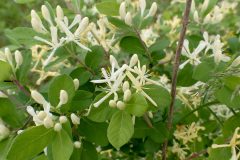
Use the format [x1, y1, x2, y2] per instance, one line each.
[14, 0, 35, 4]
[7, 126, 55, 160]
[85, 46, 105, 70]
[133, 118, 150, 138]
[48, 75, 75, 111]
[0, 98, 25, 128]
[108, 17, 131, 30]
[215, 86, 240, 108]
[51, 129, 73, 160]
[148, 122, 168, 143]
[88, 92, 116, 122]
[70, 90, 93, 112]
[222, 113, 240, 137]
[223, 76, 240, 90]
[125, 93, 148, 117]
[0, 137, 13, 160]
[78, 119, 109, 146]
[70, 141, 97, 160]
[228, 37, 240, 53]
[120, 36, 145, 54]
[16, 51, 32, 84]
[107, 111, 134, 149]
[70, 67, 92, 86]
[0, 61, 11, 82]
[96, 1, 120, 16]
[33, 154, 48, 160]
[143, 84, 171, 109]
[177, 63, 197, 86]
[192, 59, 215, 82]
[149, 39, 170, 53]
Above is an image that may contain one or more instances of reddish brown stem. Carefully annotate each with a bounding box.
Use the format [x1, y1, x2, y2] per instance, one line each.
[161, 0, 192, 159]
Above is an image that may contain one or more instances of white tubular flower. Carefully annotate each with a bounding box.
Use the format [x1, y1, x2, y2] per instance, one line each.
[129, 54, 138, 67]
[31, 10, 47, 34]
[201, 0, 209, 12]
[122, 81, 130, 92]
[54, 123, 62, 132]
[0, 119, 10, 141]
[73, 79, 80, 90]
[110, 55, 120, 69]
[59, 90, 68, 106]
[125, 12, 132, 26]
[179, 39, 206, 69]
[74, 141, 82, 148]
[123, 89, 132, 102]
[4, 48, 13, 66]
[119, 2, 126, 20]
[146, 2, 158, 18]
[148, 111, 153, 118]
[59, 116, 68, 124]
[56, 5, 64, 20]
[50, 26, 59, 46]
[37, 111, 47, 121]
[212, 127, 240, 160]
[74, 17, 89, 36]
[193, 11, 199, 23]
[31, 90, 48, 105]
[14, 50, 23, 69]
[43, 116, 54, 128]
[71, 113, 80, 125]
[41, 5, 53, 26]
[117, 101, 126, 110]
[139, 0, 146, 16]
[109, 100, 117, 108]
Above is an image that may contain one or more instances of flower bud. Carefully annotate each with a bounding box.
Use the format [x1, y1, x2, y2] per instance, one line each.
[74, 141, 81, 148]
[41, 5, 53, 25]
[117, 101, 126, 110]
[73, 79, 80, 90]
[26, 106, 36, 116]
[109, 55, 119, 69]
[148, 2, 158, 17]
[56, 5, 64, 20]
[31, 10, 47, 34]
[201, 0, 209, 12]
[193, 11, 199, 23]
[119, 2, 126, 20]
[148, 111, 153, 118]
[123, 89, 132, 102]
[142, 65, 146, 73]
[139, 0, 146, 16]
[0, 124, 10, 141]
[129, 54, 138, 67]
[74, 17, 89, 36]
[71, 113, 80, 125]
[43, 116, 54, 128]
[54, 123, 62, 132]
[14, 50, 23, 68]
[122, 81, 130, 92]
[31, 90, 47, 105]
[59, 90, 68, 105]
[109, 100, 117, 108]
[125, 12, 132, 26]
[37, 111, 47, 120]
[59, 116, 68, 124]
[17, 130, 24, 135]
[4, 48, 13, 65]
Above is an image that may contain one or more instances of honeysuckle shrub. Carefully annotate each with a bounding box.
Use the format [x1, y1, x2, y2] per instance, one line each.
[0, 0, 240, 159]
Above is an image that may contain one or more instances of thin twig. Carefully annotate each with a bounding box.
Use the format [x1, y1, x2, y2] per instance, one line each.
[185, 149, 208, 160]
[161, 0, 192, 159]
[12, 79, 31, 97]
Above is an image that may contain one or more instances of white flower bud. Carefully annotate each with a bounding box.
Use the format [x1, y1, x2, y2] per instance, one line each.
[74, 17, 89, 36]
[59, 90, 68, 105]
[43, 116, 54, 128]
[54, 123, 62, 132]
[123, 89, 132, 102]
[50, 26, 58, 45]
[193, 11, 199, 23]
[14, 50, 23, 69]
[59, 116, 68, 124]
[26, 106, 36, 117]
[148, 2, 158, 17]
[109, 55, 119, 69]
[129, 54, 138, 67]
[74, 141, 81, 148]
[139, 0, 146, 16]
[37, 111, 47, 120]
[148, 111, 153, 118]
[4, 48, 13, 65]
[31, 10, 47, 34]
[41, 5, 53, 25]
[117, 101, 126, 110]
[17, 130, 24, 135]
[31, 90, 47, 105]
[73, 79, 80, 90]
[125, 12, 132, 26]
[109, 100, 117, 108]
[119, 2, 126, 20]
[56, 5, 64, 20]
[201, 0, 209, 12]
[142, 65, 146, 73]
[0, 124, 10, 141]
[71, 113, 80, 125]
[122, 81, 130, 92]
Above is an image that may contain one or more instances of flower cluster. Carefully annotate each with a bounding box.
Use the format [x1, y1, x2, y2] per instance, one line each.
[91, 54, 161, 109]
[31, 5, 91, 67]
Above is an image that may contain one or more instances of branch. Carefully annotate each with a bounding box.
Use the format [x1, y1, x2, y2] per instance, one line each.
[161, 0, 192, 159]
[185, 149, 208, 160]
